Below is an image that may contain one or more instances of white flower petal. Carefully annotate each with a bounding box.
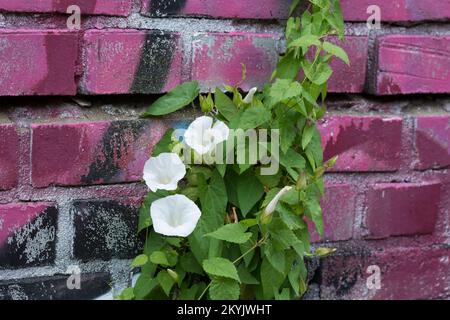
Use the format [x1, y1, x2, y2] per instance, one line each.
[143, 153, 186, 192]
[184, 116, 230, 155]
[151, 194, 201, 237]
[264, 186, 293, 216]
[212, 120, 230, 144]
[242, 87, 258, 104]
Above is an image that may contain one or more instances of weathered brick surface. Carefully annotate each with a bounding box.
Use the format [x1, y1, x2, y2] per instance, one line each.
[375, 36, 450, 95]
[321, 246, 450, 300]
[191, 32, 281, 92]
[142, 0, 290, 19]
[31, 120, 167, 187]
[341, 0, 450, 22]
[319, 116, 403, 172]
[72, 199, 143, 261]
[142, 0, 450, 22]
[0, 203, 57, 268]
[415, 116, 450, 169]
[0, 124, 19, 190]
[0, 30, 78, 96]
[0, 273, 111, 300]
[81, 30, 183, 95]
[365, 182, 441, 239]
[191, 33, 367, 93]
[0, 0, 132, 16]
[310, 184, 357, 242]
[327, 37, 368, 93]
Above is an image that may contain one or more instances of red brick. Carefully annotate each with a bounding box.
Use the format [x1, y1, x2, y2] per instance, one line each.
[191, 32, 281, 92]
[309, 184, 357, 242]
[321, 246, 450, 300]
[191, 33, 367, 93]
[415, 116, 450, 170]
[319, 116, 403, 172]
[0, 124, 19, 190]
[327, 37, 368, 93]
[0, 202, 57, 268]
[31, 120, 167, 187]
[0, 0, 132, 16]
[375, 36, 450, 95]
[141, 0, 290, 19]
[365, 182, 441, 238]
[341, 0, 450, 22]
[81, 30, 183, 94]
[142, 0, 450, 22]
[0, 30, 78, 96]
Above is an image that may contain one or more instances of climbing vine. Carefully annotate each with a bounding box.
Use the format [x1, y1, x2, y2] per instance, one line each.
[119, 0, 347, 300]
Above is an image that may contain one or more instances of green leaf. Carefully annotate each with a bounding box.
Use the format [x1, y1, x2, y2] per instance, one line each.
[209, 278, 240, 300]
[263, 241, 286, 274]
[180, 252, 204, 276]
[288, 35, 320, 49]
[280, 149, 306, 169]
[189, 170, 227, 263]
[119, 287, 135, 300]
[134, 273, 158, 300]
[322, 41, 349, 65]
[215, 89, 238, 121]
[236, 170, 264, 216]
[157, 270, 175, 297]
[206, 223, 252, 244]
[302, 124, 315, 149]
[260, 257, 284, 299]
[149, 251, 170, 266]
[275, 51, 301, 80]
[152, 128, 174, 156]
[289, 0, 301, 15]
[305, 198, 324, 236]
[237, 264, 260, 285]
[239, 107, 271, 130]
[142, 81, 199, 116]
[203, 257, 240, 282]
[131, 254, 148, 268]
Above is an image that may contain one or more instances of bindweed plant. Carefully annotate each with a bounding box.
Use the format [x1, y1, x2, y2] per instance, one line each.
[119, 0, 347, 300]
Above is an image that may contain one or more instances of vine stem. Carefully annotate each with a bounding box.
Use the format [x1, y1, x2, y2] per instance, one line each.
[197, 236, 267, 300]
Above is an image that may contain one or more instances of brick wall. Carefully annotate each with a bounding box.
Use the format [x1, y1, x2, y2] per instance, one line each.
[0, 0, 449, 300]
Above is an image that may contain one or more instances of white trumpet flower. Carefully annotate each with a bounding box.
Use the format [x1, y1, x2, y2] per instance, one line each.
[242, 87, 258, 104]
[143, 153, 186, 192]
[150, 195, 201, 237]
[184, 116, 229, 155]
[264, 186, 293, 216]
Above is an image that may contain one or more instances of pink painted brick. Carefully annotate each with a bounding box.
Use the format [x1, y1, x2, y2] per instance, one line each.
[0, 0, 132, 16]
[0, 202, 58, 267]
[341, 0, 450, 22]
[31, 120, 167, 187]
[141, 0, 290, 19]
[375, 35, 450, 95]
[0, 30, 78, 96]
[191, 32, 281, 92]
[143, 0, 450, 22]
[327, 37, 368, 93]
[0, 124, 19, 190]
[192, 33, 367, 93]
[321, 246, 450, 300]
[365, 182, 441, 238]
[81, 30, 183, 94]
[309, 184, 357, 242]
[415, 116, 450, 169]
[319, 116, 403, 172]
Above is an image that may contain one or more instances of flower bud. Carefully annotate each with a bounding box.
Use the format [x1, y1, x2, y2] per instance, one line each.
[261, 186, 293, 224]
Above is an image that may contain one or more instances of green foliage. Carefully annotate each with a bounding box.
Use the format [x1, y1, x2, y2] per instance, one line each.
[142, 81, 199, 116]
[125, 0, 346, 301]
